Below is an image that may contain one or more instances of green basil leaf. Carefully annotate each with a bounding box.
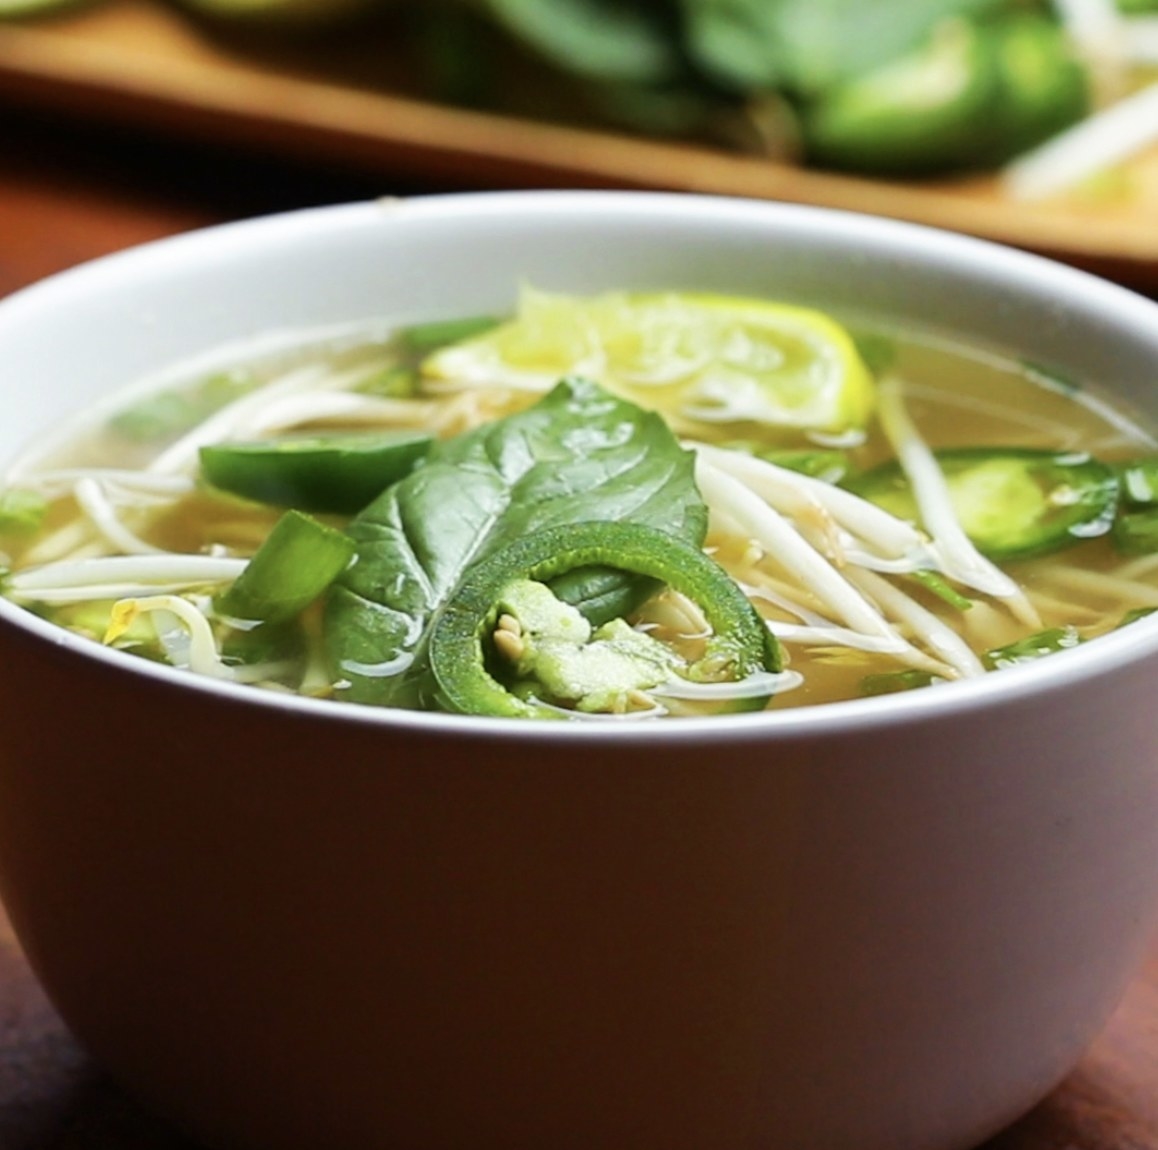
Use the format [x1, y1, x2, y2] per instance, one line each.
[681, 0, 787, 91]
[324, 377, 707, 708]
[483, 0, 680, 84]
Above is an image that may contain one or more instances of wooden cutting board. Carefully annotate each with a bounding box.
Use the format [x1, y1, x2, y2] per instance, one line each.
[0, 1, 1156, 289]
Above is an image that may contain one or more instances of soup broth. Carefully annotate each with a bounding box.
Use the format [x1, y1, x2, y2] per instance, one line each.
[2, 288, 1156, 719]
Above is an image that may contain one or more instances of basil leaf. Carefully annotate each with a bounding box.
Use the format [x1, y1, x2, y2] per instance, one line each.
[483, 0, 681, 84]
[324, 377, 707, 708]
[681, 0, 788, 91]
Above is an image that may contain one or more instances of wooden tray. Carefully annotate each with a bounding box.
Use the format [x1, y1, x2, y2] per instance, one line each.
[0, 1, 1156, 290]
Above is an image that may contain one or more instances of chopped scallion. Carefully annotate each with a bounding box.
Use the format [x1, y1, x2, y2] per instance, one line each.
[216, 510, 356, 625]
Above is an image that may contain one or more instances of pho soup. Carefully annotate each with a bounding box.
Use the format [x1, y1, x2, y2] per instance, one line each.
[3, 288, 1155, 720]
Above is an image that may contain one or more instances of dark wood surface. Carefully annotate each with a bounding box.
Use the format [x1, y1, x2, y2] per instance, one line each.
[0, 106, 1156, 1150]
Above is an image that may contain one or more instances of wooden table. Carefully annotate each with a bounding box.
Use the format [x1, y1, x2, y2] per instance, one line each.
[0, 105, 1156, 1150]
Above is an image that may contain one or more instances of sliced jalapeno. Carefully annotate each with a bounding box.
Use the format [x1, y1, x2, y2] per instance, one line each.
[429, 521, 780, 720]
[844, 447, 1119, 562]
[799, 18, 1001, 175]
[983, 12, 1088, 162]
[200, 430, 433, 514]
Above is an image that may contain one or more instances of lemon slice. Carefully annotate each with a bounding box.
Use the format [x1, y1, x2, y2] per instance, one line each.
[421, 287, 876, 435]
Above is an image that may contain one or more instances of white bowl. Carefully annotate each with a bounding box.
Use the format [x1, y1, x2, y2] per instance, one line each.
[0, 192, 1156, 1150]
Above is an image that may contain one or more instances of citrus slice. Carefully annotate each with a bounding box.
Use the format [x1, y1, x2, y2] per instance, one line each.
[420, 287, 875, 435]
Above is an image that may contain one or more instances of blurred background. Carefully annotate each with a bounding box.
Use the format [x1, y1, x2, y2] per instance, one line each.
[0, 0, 1156, 286]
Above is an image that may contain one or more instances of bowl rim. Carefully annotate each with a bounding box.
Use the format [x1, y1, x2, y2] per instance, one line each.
[2, 187, 1158, 745]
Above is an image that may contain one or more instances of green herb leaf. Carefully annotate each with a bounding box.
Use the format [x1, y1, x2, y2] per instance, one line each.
[910, 569, 974, 611]
[984, 625, 1082, 670]
[109, 370, 255, 443]
[483, 0, 680, 84]
[0, 487, 48, 535]
[324, 376, 707, 708]
[680, 0, 786, 91]
[860, 668, 944, 696]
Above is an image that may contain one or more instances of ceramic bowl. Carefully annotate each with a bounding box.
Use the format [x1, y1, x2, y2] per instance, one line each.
[0, 192, 1156, 1150]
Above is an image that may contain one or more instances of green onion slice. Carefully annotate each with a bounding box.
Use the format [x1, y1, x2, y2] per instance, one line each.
[216, 510, 356, 625]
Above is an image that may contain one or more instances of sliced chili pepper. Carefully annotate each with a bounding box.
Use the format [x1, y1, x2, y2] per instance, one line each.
[800, 18, 1000, 176]
[429, 521, 780, 719]
[983, 12, 1088, 162]
[845, 447, 1119, 562]
[200, 430, 433, 514]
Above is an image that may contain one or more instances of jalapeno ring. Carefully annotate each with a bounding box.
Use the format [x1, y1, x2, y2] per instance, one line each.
[428, 521, 781, 719]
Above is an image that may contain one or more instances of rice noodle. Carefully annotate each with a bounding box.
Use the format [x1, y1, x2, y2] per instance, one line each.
[1035, 565, 1158, 608]
[845, 568, 985, 679]
[105, 595, 234, 680]
[738, 570, 894, 645]
[896, 379, 1082, 447]
[739, 574, 843, 629]
[698, 456, 978, 675]
[763, 618, 919, 656]
[6, 554, 247, 601]
[74, 478, 166, 557]
[652, 668, 804, 700]
[14, 470, 192, 568]
[148, 356, 395, 476]
[19, 518, 102, 567]
[245, 392, 440, 435]
[22, 469, 194, 499]
[1022, 588, 1107, 625]
[1117, 551, 1158, 581]
[693, 442, 933, 565]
